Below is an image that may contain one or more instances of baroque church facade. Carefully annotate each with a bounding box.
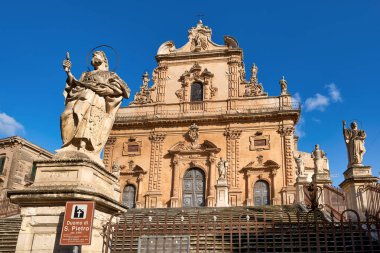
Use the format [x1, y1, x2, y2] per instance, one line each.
[104, 21, 328, 209]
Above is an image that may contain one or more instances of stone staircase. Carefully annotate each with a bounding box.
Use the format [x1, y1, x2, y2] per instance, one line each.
[0, 217, 21, 253]
[105, 205, 380, 252]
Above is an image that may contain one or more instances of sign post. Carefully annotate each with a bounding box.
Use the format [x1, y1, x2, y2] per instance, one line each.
[60, 201, 95, 247]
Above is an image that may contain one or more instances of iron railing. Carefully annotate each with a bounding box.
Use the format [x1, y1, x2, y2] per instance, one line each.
[103, 206, 380, 253]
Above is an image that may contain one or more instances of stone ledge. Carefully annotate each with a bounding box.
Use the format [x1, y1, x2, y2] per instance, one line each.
[7, 187, 127, 214]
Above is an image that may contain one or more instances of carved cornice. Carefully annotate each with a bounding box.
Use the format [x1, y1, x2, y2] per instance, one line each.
[0, 136, 53, 158]
[114, 110, 300, 129]
[155, 49, 243, 62]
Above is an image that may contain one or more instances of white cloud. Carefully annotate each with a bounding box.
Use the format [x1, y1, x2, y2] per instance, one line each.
[304, 93, 330, 112]
[0, 113, 25, 137]
[293, 92, 302, 104]
[326, 83, 342, 102]
[295, 117, 306, 138]
[311, 117, 321, 123]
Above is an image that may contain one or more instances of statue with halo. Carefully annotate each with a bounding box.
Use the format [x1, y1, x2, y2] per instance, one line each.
[57, 49, 130, 164]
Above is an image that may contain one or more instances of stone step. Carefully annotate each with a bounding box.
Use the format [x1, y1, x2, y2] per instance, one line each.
[0, 217, 21, 253]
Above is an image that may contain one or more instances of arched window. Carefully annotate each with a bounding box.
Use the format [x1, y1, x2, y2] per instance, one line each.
[254, 180, 270, 206]
[182, 168, 205, 207]
[122, 184, 136, 209]
[191, 82, 203, 102]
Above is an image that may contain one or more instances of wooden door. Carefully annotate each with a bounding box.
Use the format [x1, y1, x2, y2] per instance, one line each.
[182, 168, 205, 207]
[122, 185, 136, 209]
[254, 180, 269, 206]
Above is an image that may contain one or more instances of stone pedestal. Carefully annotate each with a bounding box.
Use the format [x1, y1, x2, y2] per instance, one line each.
[294, 175, 308, 204]
[339, 165, 378, 218]
[280, 186, 296, 205]
[215, 178, 229, 207]
[8, 156, 127, 253]
[312, 172, 332, 207]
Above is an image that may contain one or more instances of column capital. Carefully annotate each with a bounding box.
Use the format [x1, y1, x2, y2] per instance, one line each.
[149, 131, 166, 142]
[224, 128, 242, 140]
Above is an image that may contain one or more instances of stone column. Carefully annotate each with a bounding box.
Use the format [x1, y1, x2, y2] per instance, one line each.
[170, 156, 180, 208]
[136, 175, 144, 208]
[207, 154, 216, 207]
[246, 173, 253, 206]
[270, 168, 279, 205]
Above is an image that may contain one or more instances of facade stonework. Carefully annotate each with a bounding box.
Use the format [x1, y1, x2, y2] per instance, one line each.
[0, 136, 52, 199]
[106, 21, 329, 208]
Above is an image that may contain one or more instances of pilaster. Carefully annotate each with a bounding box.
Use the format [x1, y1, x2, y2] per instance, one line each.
[103, 136, 116, 170]
[146, 131, 166, 208]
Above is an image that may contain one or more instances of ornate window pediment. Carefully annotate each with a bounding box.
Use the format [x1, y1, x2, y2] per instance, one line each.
[176, 63, 217, 102]
[120, 161, 147, 178]
[240, 158, 279, 176]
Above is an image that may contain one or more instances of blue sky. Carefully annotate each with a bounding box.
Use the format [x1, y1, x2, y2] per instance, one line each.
[0, 0, 379, 184]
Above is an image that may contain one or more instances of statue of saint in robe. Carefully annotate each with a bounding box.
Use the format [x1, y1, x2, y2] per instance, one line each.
[342, 120, 366, 167]
[58, 51, 130, 164]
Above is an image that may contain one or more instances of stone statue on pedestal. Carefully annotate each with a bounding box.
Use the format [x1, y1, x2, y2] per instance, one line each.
[217, 157, 228, 179]
[293, 152, 305, 176]
[311, 144, 325, 173]
[58, 51, 130, 164]
[280, 76, 288, 95]
[215, 157, 229, 207]
[342, 120, 366, 167]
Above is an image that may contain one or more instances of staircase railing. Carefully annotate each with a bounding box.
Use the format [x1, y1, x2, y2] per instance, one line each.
[103, 207, 380, 253]
[323, 184, 347, 218]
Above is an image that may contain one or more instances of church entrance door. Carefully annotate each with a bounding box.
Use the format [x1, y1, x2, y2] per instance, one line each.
[122, 185, 136, 209]
[182, 168, 205, 207]
[254, 180, 269, 206]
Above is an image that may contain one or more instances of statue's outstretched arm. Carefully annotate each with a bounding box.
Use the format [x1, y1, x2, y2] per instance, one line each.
[62, 52, 77, 86]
